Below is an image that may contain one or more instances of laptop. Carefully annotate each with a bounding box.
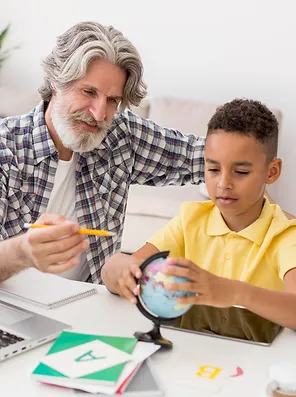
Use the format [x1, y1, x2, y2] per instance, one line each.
[0, 299, 71, 362]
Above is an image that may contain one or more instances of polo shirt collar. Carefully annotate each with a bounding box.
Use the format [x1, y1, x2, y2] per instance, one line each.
[238, 199, 274, 245]
[207, 199, 274, 245]
[207, 205, 231, 236]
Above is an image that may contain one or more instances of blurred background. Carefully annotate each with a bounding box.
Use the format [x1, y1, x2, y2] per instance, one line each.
[0, 0, 295, 213]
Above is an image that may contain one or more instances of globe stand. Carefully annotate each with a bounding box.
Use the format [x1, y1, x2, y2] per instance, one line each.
[134, 251, 179, 350]
[134, 321, 173, 349]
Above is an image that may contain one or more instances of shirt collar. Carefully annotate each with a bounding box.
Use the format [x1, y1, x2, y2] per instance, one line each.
[207, 199, 275, 245]
[207, 205, 231, 237]
[32, 101, 58, 164]
[238, 199, 275, 245]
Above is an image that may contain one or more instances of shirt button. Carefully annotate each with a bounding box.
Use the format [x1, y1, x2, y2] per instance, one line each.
[225, 254, 231, 260]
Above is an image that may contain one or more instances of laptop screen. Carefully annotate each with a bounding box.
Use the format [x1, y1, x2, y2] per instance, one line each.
[163, 305, 282, 346]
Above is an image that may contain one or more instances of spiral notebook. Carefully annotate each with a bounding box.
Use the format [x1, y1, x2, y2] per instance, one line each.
[0, 268, 96, 309]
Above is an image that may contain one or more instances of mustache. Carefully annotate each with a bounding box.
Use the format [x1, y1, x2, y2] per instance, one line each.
[69, 111, 110, 130]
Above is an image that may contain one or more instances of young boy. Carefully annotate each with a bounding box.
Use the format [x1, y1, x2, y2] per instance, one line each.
[102, 99, 296, 331]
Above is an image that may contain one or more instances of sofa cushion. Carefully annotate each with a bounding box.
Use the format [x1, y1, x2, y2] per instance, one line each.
[129, 99, 150, 119]
[0, 87, 40, 117]
[122, 213, 173, 253]
[126, 184, 208, 219]
[148, 97, 220, 135]
[147, 96, 282, 135]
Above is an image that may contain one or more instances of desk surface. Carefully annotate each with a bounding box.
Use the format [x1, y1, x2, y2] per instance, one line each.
[0, 284, 294, 397]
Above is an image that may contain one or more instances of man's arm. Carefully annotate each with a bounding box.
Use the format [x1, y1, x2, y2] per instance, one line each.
[283, 210, 294, 220]
[0, 236, 28, 281]
[124, 111, 205, 186]
[281, 209, 294, 220]
[265, 191, 295, 220]
[0, 214, 88, 281]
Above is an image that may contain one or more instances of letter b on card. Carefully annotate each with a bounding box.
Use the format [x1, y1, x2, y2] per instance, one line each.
[196, 365, 222, 380]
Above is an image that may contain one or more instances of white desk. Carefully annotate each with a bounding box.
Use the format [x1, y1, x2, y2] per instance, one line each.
[0, 285, 295, 397]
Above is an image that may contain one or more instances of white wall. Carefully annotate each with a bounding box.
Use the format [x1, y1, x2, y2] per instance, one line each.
[1, 0, 296, 212]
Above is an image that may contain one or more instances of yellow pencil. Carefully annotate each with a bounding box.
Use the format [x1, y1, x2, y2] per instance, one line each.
[23, 223, 116, 237]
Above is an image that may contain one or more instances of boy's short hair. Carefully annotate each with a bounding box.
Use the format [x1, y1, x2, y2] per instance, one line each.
[207, 99, 278, 162]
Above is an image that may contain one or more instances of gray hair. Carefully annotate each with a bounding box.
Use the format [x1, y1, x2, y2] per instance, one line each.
[39, 21, 147, 110]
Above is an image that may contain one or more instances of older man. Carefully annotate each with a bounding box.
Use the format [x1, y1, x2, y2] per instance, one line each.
[0, 21, 205, 283]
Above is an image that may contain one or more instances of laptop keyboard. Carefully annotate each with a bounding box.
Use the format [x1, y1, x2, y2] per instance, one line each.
[0, 329, 24, 348]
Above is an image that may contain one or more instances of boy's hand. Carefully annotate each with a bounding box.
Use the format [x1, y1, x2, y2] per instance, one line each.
[105, 253, 142, 304]
[163, 257, 240, 308]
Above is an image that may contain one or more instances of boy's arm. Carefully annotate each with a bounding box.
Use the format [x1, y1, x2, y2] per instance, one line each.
[230, 268, 296, 329]
[102, 212, 184, 300]
[101, 243, 159, 302]
[165, 258, 296, 329]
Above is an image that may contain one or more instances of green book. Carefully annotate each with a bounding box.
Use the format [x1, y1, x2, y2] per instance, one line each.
[32, 330, 138, 388]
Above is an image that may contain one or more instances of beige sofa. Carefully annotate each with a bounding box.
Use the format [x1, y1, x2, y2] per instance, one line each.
[0, 87, 40, 118]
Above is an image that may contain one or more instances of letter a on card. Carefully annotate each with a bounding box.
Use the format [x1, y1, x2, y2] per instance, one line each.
[41, 340, 132, 378]
[75, 351, 107, 362]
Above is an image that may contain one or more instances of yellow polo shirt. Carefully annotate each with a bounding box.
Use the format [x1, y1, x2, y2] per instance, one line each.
[148, 199, 296, 291]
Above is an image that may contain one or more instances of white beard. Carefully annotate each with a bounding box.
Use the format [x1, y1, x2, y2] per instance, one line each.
[51, 94, 110, 153]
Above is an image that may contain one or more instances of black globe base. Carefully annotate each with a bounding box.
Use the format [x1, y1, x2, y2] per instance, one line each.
[134, 322, 173, 350]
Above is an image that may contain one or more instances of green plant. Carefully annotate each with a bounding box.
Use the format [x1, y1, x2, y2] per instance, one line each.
[0, 24, 18, 68]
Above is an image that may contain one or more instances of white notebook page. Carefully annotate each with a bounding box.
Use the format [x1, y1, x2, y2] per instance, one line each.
[0, 268, 96, 308]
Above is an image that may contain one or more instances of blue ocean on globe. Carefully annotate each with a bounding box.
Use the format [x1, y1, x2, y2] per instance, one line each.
[138, 258, 195, 319]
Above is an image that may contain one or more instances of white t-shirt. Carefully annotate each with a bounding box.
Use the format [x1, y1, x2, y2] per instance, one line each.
[46, 153, 89, 281]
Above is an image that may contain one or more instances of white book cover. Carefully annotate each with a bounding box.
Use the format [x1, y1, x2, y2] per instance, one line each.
[33, 335, 160, 395]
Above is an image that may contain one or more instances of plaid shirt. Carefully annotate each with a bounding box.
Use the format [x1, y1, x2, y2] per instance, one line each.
[0, 101, 205, 283]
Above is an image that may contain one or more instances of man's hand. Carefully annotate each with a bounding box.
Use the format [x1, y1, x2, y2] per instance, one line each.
[163, 257, 239, 308]
[102, 253, 142, 304]
[19, 214, 88, 274]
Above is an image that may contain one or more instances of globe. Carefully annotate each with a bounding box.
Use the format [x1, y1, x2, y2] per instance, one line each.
[134, 251, 195, 349]
[138, 258, 194, 319]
